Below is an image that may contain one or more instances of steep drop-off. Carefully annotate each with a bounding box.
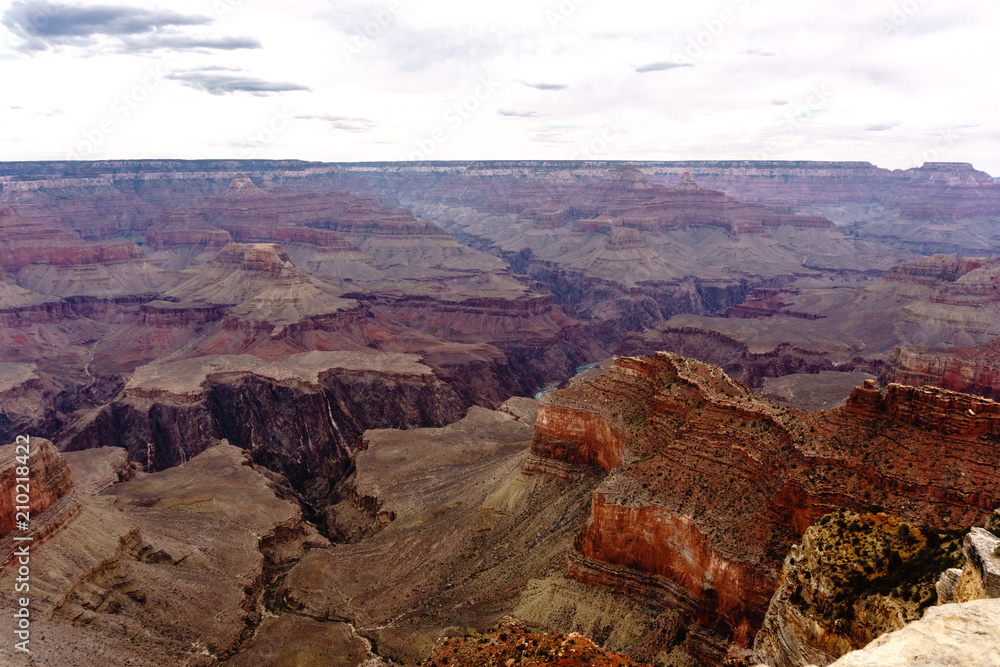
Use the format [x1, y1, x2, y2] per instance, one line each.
[530, 353, 1000, 663]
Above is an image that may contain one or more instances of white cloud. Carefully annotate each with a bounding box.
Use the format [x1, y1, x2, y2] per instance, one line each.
[0, 0, 997, 172]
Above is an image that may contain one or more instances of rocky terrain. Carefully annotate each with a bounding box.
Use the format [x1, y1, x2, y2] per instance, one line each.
[620, 253, 1000, 394]
[0, 172, 601, 488]
[883, 335, 1000, 401]
[3, 159, 1000, 666]
[752, 506, 1000, 667]
[530, 354, 1000, 663]
[348, 160, 1000, 257]
[0, 440, 353, 666]
[819, 598, 1000, 666]
[400, 166, 912, 336]
[420, 616, 647, 666]
[751, 510, 965, 666]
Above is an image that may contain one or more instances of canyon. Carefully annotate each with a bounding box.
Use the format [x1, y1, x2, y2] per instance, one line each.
[3, 159, 1000, 665]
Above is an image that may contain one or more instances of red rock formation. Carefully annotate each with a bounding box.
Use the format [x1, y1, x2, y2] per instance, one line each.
[0, 205, 143, 270]
[0, 437, 77, 543]
[146, 208, 232, 249]
[530, 353, 1000, 662]
[881, 254, 991, 287]
[883, 338, 1000, 401]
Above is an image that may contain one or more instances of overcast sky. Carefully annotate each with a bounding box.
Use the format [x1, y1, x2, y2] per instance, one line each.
[1, 0, 999, 172]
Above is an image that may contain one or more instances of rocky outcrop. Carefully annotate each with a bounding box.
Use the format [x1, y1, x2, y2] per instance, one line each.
[0, 205, 144, 270]
[752, 510, 964, 667]
[822, 599, 1000, 667]
[530, 353, 1000, 663]
[952, 527, 1000, 602]
[421, 616, 648, 666]
[0, 437, 76, 540]
[0, 363, 67, 442]
[619, 324, 878, 389]
[883, 337, 1000, 401]
[62, 351, 467, 485]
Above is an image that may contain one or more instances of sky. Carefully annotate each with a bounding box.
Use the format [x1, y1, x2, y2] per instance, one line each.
[1, 0, 999, 172]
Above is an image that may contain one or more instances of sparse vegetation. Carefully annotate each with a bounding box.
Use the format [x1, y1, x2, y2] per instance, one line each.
[791, 509, 966, 638]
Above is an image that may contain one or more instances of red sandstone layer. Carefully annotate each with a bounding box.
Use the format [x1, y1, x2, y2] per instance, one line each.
[530, 353, 1000, 661]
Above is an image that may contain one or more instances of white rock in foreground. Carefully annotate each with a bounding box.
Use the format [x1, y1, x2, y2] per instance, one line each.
[828, 599, 1000, 666]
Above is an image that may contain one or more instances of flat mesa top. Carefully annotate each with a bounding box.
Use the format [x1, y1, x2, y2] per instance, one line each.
[126, 351, 433, 398]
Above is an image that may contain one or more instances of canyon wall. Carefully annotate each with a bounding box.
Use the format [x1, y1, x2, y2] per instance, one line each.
[530, 353, 1000, 662]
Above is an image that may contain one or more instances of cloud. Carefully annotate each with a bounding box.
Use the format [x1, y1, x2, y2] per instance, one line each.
[521, 81, 567, 91]
[866, 123, 899, 132]
[120, 34, 261, 52]
[167, 70, 310, 96]
[378, 26, 516, 72]
[498, 109, 543, 118]
[3, 1, 257, 53]
[296, 114, 376, 132]
[634, 61, 693, 74]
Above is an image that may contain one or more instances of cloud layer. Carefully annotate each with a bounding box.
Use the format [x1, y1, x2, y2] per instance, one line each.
[167, 69, 310, 96]
[0, 0, 998, 172]
[3, 1, 258, 52]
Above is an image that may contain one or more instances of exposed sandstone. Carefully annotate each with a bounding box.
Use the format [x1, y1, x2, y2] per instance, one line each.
[63, 350, 466, 485]
[884, 336, 1000, 401]
[823, 599, 1000, 667]
[530, 352, 1000, 662]
[420, 616, 648, 666]
[0, 205, 144, 270]
[0, 437, 77, 543]
[953, 528, 1000, 602]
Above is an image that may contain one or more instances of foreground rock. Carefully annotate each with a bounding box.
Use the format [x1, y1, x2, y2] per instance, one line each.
[949, 527, 1000, 603]
[421, 616, 648, 666]
[530, 353, 1000, 663]
[752, 511, 964, 667]
[824, 599, 1000, 667]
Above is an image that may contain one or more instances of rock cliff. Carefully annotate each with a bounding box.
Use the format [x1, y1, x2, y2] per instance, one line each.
[821, 599, 1000, 666]
[0, 437, 77, 543]
[530, 353, 1000, 663]
[62, 351, 467, 485]
[883, 336, 1000, 401]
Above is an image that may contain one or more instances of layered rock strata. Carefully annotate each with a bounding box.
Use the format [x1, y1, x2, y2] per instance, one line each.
[822, 599, 1000, 667]
[0, 437, 78, 547]
[62, 351, 466, 484]
[0, 443, 333, 666]
[530, 353, 1000, 663]
[884, 336, 1000, 401]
